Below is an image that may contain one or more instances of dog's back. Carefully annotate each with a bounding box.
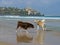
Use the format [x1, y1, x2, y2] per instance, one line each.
[16, 21, 34, 30]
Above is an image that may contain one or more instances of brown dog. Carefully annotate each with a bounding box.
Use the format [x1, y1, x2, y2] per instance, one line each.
[16, 21, 34, 30]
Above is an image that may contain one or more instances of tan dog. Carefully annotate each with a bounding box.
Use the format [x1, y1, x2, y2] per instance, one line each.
[34, 19, 46, 31]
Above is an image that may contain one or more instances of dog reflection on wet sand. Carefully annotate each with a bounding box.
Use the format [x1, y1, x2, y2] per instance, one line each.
[16, 31, 33, 43]
[34, 30, 45, 45]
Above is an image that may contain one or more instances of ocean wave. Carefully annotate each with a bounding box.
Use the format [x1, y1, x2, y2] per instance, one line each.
[0, 16, 60, 19]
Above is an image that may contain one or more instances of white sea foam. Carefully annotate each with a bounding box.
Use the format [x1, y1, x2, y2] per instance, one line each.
[0, 16, 60, 20]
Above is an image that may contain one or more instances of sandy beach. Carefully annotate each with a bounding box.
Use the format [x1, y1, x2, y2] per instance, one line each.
[0, 41, 14, 45]
[0, 20, 60, 45]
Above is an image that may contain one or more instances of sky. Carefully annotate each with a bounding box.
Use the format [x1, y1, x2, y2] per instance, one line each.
[0, 0, 60, 16]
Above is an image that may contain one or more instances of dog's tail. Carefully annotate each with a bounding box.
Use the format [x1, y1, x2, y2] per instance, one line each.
[41, 19, 45, 22]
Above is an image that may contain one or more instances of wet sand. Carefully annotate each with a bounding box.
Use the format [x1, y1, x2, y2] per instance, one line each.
[0, 20, 60, 45]
[0, 41, 13, 45]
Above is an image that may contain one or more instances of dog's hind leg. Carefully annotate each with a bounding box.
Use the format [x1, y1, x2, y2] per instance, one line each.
[42, 24, 46, 31]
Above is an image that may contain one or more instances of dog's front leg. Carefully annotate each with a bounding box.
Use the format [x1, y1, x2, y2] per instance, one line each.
[42, 25, 45, 31]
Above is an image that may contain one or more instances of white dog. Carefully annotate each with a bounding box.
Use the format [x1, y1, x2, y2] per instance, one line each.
[34, 19, 46, 31]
